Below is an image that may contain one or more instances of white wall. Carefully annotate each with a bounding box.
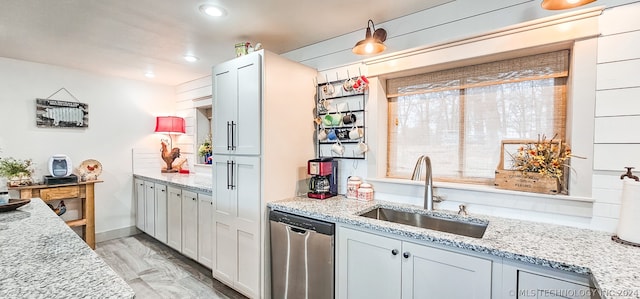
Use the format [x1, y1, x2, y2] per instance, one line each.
[0, 56, 176, 236]
[284, 0, 640, 232]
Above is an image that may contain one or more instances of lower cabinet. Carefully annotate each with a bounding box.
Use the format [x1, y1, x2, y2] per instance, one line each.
[181, 190, 199, 260]
[212, 155, 261, 298]
[154, 183, 168, 243]
[135, 177, 215, 270]
[167, 186, 182, 251]
[134, 178, 167, 241]
[198, 194, 214, 268]
[337, 226, 492, 299]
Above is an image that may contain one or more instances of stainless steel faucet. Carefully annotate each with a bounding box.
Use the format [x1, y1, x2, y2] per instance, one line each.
[411, 155, 442, 211]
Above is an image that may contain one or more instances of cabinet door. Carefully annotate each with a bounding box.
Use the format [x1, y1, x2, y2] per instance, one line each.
[212, 155, 261, 298]
[144, 181, 156, 237]
[234, 53, 261, 155]
[198, 193, 214, 268]
[134, 179, 145, 231]
[401, 241, 492, 299]
[212, 62, 237, 155]
[518, 271, 594, 299]
[167, 186, 182, 251]
[337, 227, 402, 299]
[182, 190, 199, 260]
[212, 53, 261, 155]
[155, 183, 168, 244]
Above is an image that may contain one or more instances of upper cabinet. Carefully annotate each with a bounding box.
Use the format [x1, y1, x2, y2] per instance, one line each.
[212, 53, 261, 155]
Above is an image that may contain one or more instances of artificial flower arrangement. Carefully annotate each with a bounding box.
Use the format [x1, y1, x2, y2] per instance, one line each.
[198, 135, 212, 164]
[509, 134, 572, 181]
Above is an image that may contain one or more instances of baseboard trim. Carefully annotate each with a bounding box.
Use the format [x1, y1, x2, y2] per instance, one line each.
[96, 226, 141, 243]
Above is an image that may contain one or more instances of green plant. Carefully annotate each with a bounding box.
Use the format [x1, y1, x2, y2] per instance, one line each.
[198, 135, 212, 157]
[0, 157, 34, 178]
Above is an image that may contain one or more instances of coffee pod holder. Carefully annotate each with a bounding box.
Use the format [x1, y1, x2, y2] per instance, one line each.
[315, 69, 367, 160]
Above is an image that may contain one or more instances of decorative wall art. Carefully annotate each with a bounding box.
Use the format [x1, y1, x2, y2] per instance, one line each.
[35, 88, 88, 128]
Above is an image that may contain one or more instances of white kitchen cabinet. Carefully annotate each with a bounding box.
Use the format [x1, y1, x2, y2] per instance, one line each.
[337, 226, 492, 299]
[182, 190, 199, 260]
[211, 49, 317, 299]
[212, 52, 261, 156]
[402, 240, 492, 298]
[198, 193, 214, 268]
[135, 179, 145, 231]
[154, 183, 168, 244]
[167, 186, 182, 251]
[337, 226, 402, 298]
[144, 181, 156, 237]
[212, 155, 261, 297]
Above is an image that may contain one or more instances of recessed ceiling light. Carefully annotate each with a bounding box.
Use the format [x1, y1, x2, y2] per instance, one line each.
[144, 71, 155, 78]
[199, 4, 226, 17]
[184, 55, 199, 62]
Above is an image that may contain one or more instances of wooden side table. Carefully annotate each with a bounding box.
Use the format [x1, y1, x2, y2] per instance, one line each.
[9, 180, 103, 249]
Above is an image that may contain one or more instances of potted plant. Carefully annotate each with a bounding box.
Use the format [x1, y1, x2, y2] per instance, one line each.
[198, 135, 212, 164]
[0, 157, 34, 187]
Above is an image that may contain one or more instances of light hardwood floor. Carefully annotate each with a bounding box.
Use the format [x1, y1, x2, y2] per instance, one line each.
[95, 233, 248, 299]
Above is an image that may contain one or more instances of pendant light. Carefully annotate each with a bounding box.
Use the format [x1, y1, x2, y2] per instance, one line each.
[541, 0, 596, 10]
[352, 19, 387, 55]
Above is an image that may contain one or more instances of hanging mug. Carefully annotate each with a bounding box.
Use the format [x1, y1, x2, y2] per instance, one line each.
[331, 141, 345, 156]
[349, 127, 363, 140]
[356, 141, 369, 155]
[343, 77, 355, 92]
[317, 129, 328, 141]
[322, 82, 335, 96]
[342, 112, 356, 125]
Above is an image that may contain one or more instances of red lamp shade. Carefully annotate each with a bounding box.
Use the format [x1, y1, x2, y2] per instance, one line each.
[154, 116, 185, 134]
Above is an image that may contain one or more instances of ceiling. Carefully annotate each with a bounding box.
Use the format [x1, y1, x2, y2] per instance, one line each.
[0, 0, 448, 86]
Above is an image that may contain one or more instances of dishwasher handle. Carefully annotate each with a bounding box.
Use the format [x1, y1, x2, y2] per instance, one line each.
[269, 210, 335, 236]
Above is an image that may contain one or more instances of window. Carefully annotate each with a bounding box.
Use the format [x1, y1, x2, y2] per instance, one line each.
[387, 50, 569, 184]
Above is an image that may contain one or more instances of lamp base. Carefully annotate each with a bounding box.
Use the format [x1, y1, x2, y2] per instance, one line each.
[161, 169, 179, 173]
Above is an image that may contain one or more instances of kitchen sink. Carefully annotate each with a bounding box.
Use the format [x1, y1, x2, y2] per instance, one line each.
[359, 207, 488, 238]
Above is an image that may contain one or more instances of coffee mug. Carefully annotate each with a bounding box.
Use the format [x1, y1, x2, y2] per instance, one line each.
[342, 113, 356, 125]
[322, 83, 335, 96]
[332, 141, 345, 156]
[331, 113, 342, 126]
[327, 129, 338, 141]
[356, 141, 368, 155]
[317, 98, 328, 113]
[349, 127, 363, 140]
[323, 114, 335, 126]
[336, 129, 349, 140]
[343, 77, 355, 92]
[314, 117, 322, 125]
[317, 129, 328, 141]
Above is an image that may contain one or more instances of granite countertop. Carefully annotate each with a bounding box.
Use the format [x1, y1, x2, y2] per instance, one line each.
[134, 171, 212, 194]
[0, 198, 135, 299]
[269, 196, 640, 299]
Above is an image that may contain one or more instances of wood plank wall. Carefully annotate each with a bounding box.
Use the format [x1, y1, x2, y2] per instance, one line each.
[591, 2, 640, 231]
[175, 75, 212, 174]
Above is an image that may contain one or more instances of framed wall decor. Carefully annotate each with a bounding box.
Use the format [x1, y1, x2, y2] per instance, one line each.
[36, 99, 89, 128]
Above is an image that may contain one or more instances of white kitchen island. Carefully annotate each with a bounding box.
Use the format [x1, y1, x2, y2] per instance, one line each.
[0, 198, 134, 299]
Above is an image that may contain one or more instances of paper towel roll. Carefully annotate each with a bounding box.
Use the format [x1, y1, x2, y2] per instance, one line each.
[617, 179, 640, 244]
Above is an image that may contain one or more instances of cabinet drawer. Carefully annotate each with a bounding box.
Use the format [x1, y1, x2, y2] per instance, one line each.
[40, 186, 80, 201]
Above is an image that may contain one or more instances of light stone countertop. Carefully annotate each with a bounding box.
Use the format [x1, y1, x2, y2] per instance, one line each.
[268, 196, 640, 299]
[0, 198, 135, 299]
[134, 171, 212, 194]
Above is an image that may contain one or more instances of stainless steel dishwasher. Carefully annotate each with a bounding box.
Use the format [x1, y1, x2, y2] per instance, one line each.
[269, 210, 335, 299]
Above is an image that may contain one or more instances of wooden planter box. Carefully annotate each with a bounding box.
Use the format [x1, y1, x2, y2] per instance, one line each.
[494, 140, 564, 195]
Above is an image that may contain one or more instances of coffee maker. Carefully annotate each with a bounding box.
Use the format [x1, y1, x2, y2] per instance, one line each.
[307, 158, 338, 199]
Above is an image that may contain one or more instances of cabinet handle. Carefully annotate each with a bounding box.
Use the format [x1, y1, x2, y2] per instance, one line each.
[192, 197, 196, 201]
[231, 121, 237, 150]
[403, 252, 410, 259]
[161, 190, 165, 192]
[230, 160, 236, 189]
[391, 249, 399, 256]
[227, 121, 231, 150]
[226, 160, 231, 190]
